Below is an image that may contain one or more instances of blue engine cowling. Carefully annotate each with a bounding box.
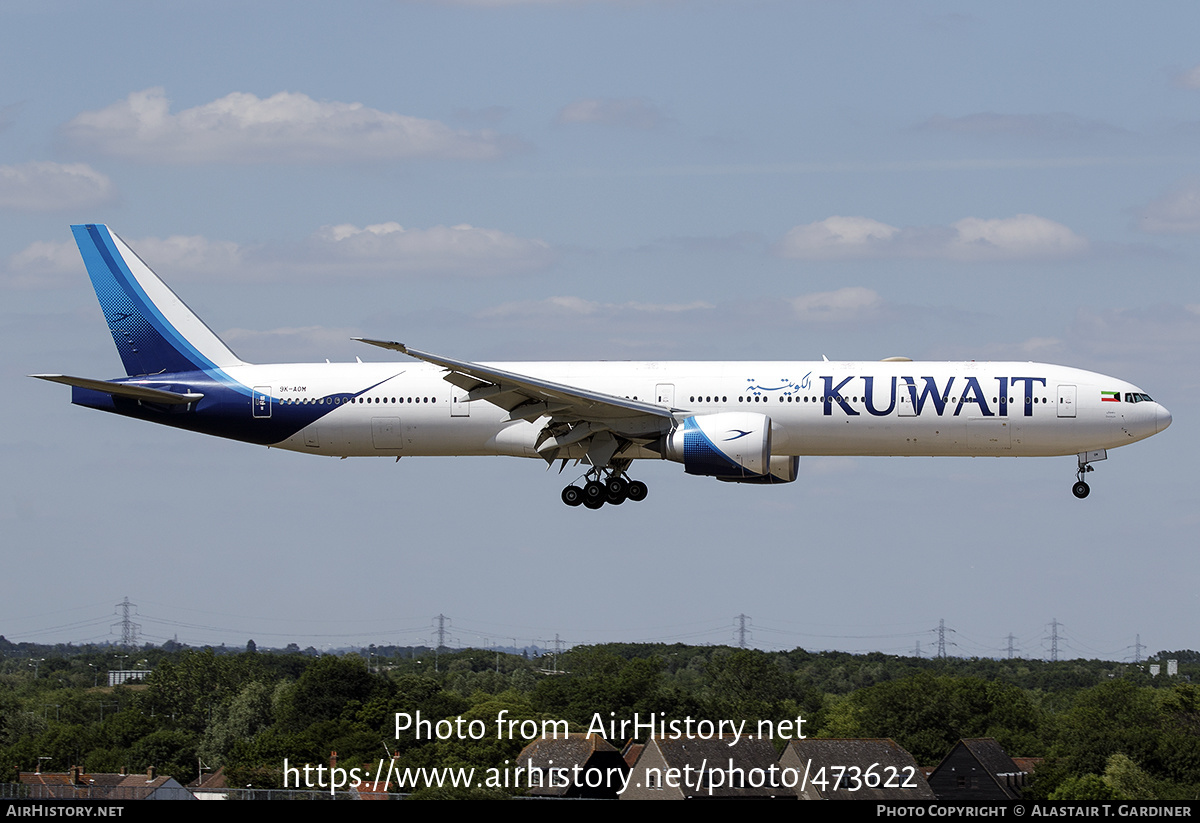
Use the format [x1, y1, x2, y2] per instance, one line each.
[663, 413, 775, 480]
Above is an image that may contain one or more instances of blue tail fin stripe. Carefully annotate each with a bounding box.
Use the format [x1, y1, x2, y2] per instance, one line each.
[74, 224, 236, 380]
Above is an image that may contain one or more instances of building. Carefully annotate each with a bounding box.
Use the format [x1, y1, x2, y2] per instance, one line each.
[779, 738, 936, 800]
[622, 734, 793, 800]
[188, 767, 230, 801]
[517, 732, 629, 799]
[21, 767, 194, 801]
[926, 738, 1029, 801]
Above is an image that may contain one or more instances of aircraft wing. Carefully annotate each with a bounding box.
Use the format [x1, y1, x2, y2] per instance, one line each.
[353, 339, 678, 424]
[30, 374, 204, 405]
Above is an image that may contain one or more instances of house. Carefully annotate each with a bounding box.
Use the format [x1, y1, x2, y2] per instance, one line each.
[926, 738, 1029, 801]
[621, 734, 793, 800]
[21, 767, 194, 800]
[779, 738, 936, 800]
[188, 767, 230, 801]
[516, 732, 629, 799]
[621, 741, 645, 768]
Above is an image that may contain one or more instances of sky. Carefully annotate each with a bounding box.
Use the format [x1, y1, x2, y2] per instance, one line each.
[2, 1, 1198, 661]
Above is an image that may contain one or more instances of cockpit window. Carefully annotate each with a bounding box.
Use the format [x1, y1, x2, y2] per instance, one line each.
[1124, 393, 1155, 404]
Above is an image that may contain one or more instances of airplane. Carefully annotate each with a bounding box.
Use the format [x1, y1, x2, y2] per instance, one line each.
[33, 224, 1171, 508]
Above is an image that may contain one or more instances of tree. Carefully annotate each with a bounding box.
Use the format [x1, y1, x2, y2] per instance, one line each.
[198, 680, 274, 766]
[277, 655, 380, 731]
[820, 672, 1042, 765]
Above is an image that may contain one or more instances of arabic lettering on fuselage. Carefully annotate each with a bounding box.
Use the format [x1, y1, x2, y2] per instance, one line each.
[744, 371, 813, 396]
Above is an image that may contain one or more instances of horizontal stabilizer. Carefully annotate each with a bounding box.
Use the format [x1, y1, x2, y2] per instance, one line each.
[30, 374, 204, 405]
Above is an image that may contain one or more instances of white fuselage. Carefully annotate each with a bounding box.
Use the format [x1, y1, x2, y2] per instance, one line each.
[50, 225, 1171, 504]
[235, 359, 1167, 461]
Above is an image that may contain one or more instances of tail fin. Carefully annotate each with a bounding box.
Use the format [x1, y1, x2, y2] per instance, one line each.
[71, 224, 245, 377]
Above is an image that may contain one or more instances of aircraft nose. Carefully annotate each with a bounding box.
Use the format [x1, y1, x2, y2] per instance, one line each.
[1158, 404, 1172, 433]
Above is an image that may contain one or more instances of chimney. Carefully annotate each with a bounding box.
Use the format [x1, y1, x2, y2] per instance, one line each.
[330, 751, 338, 770]
[147, 766, 156, 780]
[71, 766, 83, 784]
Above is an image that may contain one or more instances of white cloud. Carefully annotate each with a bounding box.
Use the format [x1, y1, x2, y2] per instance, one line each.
[777, 214, 1088, 261]
[4, 234, 244, 289]
[556, 97, 667, 129]
[470, 295, 717, 358]
[790, 287, 883, 323]
[221, 325, 362, 362]
[3, 241, 81, 289]
[1014, 337, 1065, 356]
[6, 221, 552, 289]
[9, 240, 79, 273]
[1137, 179, 1200, 234]
[777, 216, 898, 259]
[0, 162, 114, 210]
[1070, 305, 1200, 381]
[480, 296, 711, 319]
[970, 336, 1067, 362]
[64, 88, 515, 163]
[309, 222, 554, 275]
[1175, 65, 1200, 89]
[945, 215, 1088, 259]
[129, 235, 245, 272]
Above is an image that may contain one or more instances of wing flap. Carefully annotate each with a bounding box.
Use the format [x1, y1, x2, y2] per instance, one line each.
[442, 372, 487, 392]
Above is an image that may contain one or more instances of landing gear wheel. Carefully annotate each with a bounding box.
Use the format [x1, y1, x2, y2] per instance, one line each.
[561, 485, 584, 507]
[626, 480, 648, 502]
[584, 480, 606, 505]
[605, 476, 628, 505]
[1072, 481, 1090, 499]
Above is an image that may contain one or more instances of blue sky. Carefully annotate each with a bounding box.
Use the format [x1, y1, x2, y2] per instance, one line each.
[2, 1, 1198, 659]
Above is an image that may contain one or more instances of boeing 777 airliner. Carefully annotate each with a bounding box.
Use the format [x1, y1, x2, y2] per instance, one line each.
[34, 225, 1171, 508]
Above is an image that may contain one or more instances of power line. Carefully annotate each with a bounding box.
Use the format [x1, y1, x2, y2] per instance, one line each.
[934, 618, 956, 658]
[735, 614, 751, 649]
[112, 597, 140, 648]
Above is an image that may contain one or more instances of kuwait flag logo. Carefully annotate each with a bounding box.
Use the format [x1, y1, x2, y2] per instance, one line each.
[1101, 391, 1120, 402]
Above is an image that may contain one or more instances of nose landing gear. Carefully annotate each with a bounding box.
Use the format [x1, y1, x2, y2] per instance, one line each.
[1072, 477, 1090, 499]
[562, 469, 648, 508]
[1072, 449, 1107, 499]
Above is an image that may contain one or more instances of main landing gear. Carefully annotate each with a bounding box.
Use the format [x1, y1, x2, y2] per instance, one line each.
[561, 470, 648, 509]
[1072, 449, 1107, 499]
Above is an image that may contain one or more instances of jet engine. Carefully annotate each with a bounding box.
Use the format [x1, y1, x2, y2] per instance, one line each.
[662, 412, 779, 480]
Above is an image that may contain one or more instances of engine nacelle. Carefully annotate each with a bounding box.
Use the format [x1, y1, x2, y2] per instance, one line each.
[717, 455, 800, 484]
[663, 412, 773, 479]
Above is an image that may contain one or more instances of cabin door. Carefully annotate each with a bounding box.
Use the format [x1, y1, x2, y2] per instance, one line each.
[1057, 385, 1077, 418]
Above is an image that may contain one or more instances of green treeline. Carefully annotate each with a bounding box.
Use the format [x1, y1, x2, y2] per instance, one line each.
[1, 639, 1198, 800]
